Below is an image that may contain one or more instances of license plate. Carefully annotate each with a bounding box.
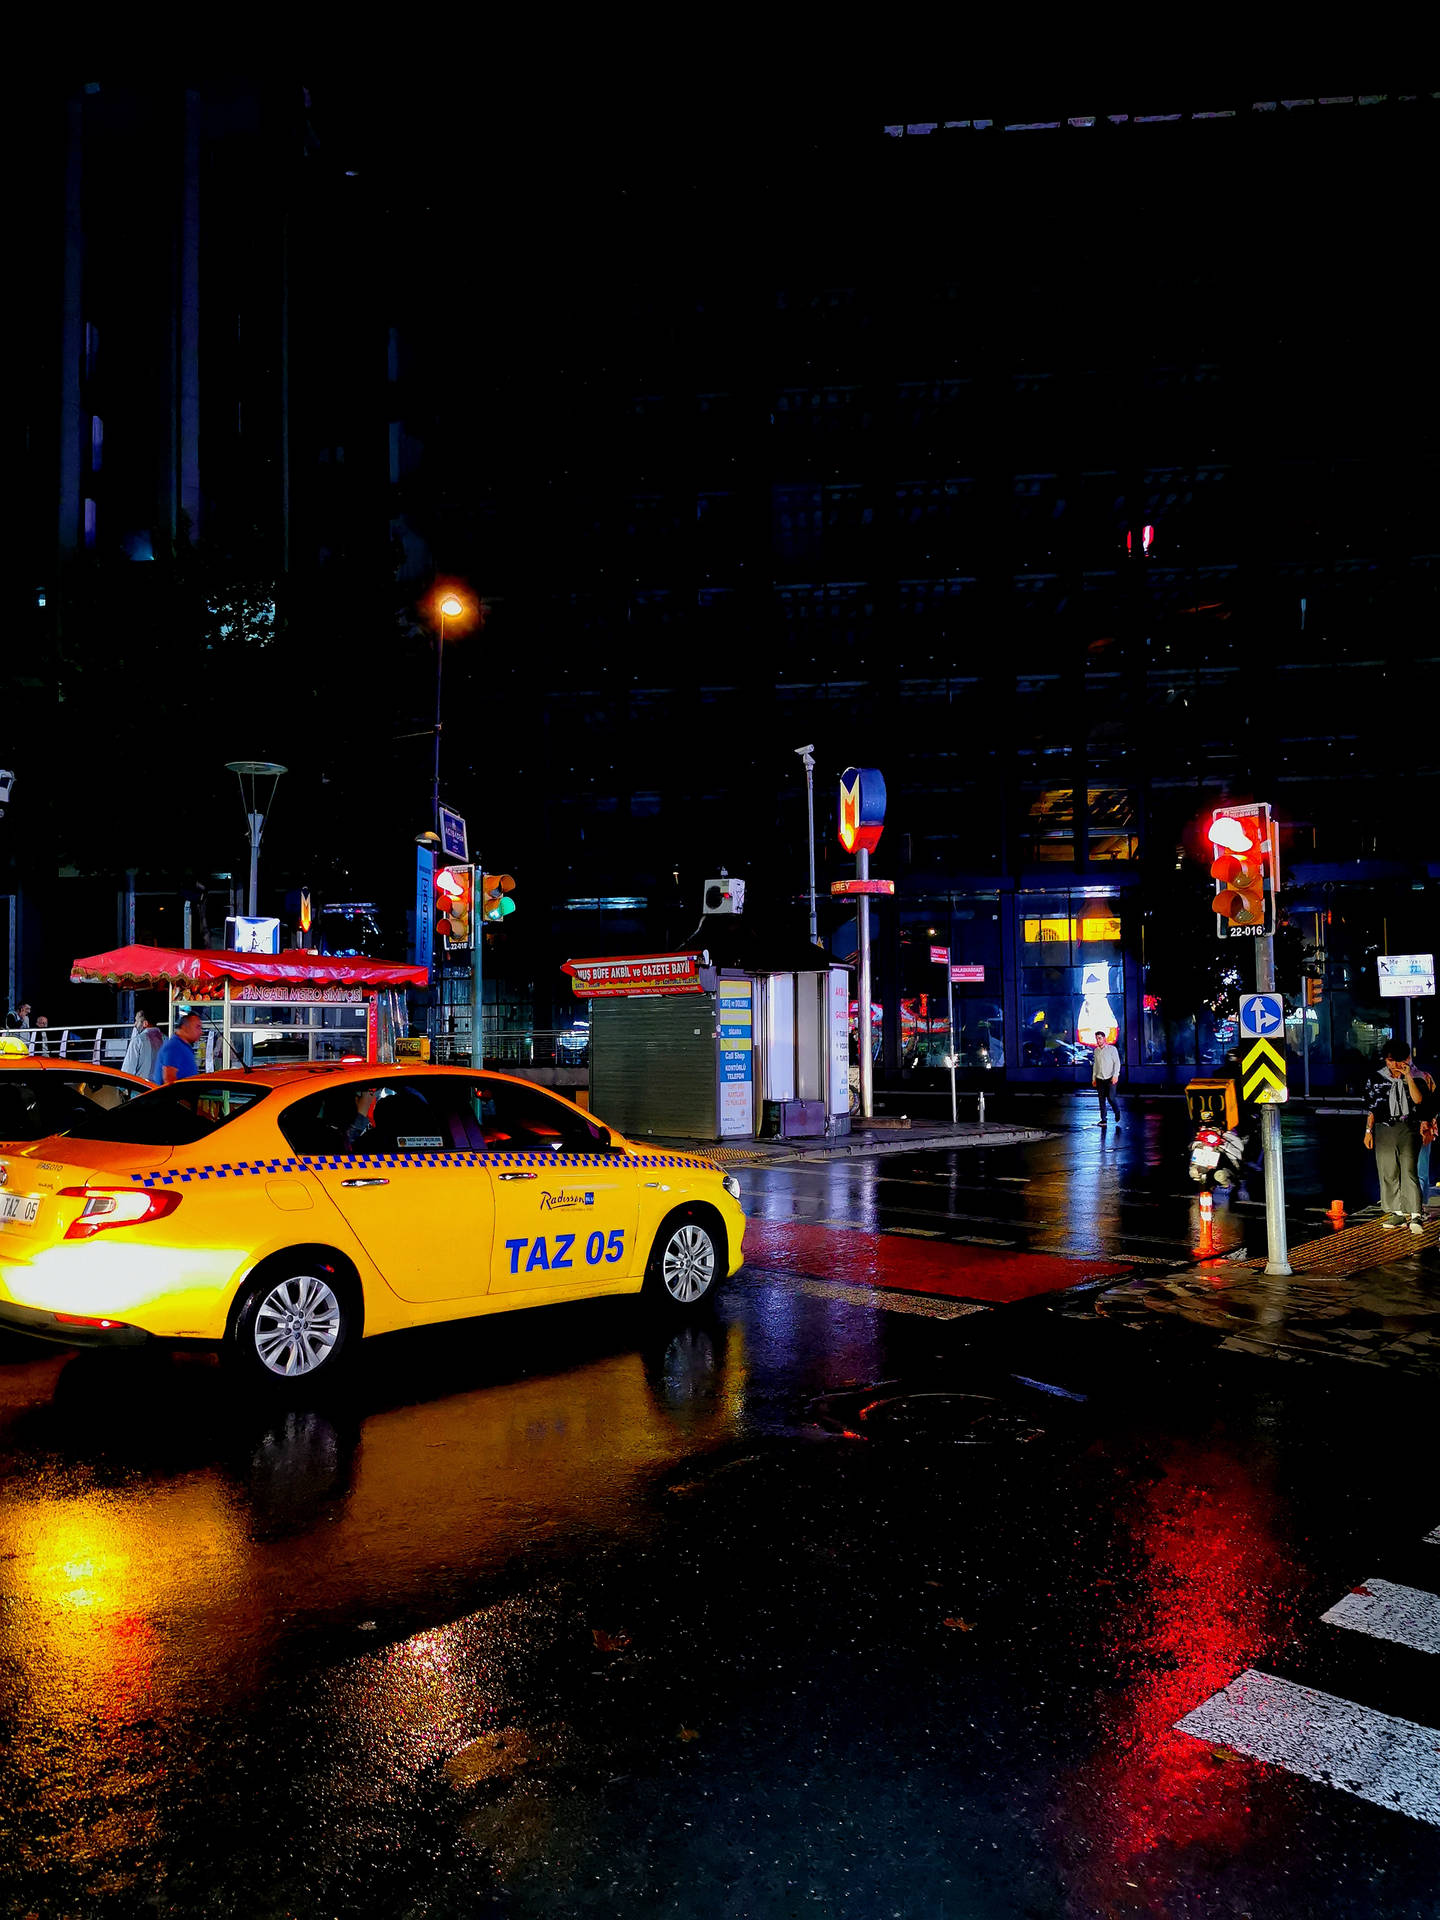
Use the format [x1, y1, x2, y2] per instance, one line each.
[0, 1193, 40, 1226]
[1192, 1147, 1220, 1170]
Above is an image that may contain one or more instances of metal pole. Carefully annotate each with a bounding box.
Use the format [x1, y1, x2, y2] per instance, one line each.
[470, 855, 484, 1070]
[432, 612, 446, 828]
[857, 847, 873, 1118]
[1302, 991, 1311, 1102]
[804, 756, 818, 945]
[1255, 935, 1291, 1275]
[946, 967, 957, 1125]
[1405, 997, 1413, 1051]
[246, 813, 262, 919]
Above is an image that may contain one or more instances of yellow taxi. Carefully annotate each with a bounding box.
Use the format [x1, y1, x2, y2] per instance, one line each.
[0, 1063, 746, 1383]
[0, 1056, 150, 1144]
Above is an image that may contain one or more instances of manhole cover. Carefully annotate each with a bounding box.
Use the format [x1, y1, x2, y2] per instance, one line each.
[811, 1386, 1043, 1445]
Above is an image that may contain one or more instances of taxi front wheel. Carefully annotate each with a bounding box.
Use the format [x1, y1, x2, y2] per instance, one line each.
[644, 1207, 724, 1312]
[230, 1258, 358, 1385]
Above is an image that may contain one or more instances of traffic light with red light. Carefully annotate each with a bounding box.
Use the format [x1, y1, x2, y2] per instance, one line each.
[480, 873, 516, 922]
[436, 864, 474, 949]
[1207, 805, 1276, 939]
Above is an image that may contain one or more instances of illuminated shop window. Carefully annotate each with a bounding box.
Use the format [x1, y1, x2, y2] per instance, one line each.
[1023, 914, 1122, 947]
[1087, 787, 1139, 859]
[1023, 789, 1075, 863]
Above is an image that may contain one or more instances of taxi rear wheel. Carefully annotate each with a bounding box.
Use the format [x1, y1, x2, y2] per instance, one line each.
[230, 1257, 358, 1385]
[644, 1206, 724, 1312]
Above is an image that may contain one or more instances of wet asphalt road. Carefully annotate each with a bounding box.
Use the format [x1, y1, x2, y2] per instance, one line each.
[2, 1097, 1438, 1918]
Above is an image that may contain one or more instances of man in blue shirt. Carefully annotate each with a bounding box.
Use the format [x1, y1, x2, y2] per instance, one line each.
[155, 1008, 204, 1086]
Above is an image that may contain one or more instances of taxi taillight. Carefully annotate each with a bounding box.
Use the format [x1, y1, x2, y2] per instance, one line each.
[59, 1188, 183, 1239]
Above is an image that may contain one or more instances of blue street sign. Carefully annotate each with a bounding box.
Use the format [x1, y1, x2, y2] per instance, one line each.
[1239, 993, 1284, 1040]
[438, 805, 468, 863]
[413, 845, 436, 968]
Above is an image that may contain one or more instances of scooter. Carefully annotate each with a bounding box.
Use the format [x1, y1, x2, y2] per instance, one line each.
[1188, 1122, 1249, 1190]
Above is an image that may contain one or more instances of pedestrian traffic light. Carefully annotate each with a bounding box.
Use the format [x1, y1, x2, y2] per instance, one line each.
[435, 864, 474, 949]
[1207, 806, 1276, 939]
[480, 873, 516, 922]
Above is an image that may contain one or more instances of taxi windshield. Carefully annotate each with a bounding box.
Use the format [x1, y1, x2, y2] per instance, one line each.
[58, 1080, 272, 1147]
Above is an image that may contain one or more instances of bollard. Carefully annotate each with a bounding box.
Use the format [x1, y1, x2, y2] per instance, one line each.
[1197, 1187, 1216, 1258]
[1327, 1197, 1346, 1230]
[977, 1090, 985, 1125]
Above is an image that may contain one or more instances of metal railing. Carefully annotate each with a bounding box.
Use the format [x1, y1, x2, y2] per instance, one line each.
[2, 1023, 133, 1064]
[428, 1028, 591, 1068]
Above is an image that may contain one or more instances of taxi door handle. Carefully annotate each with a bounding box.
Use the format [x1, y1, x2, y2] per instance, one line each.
[497, 1171, 536, 1182]
[340, 1177, 389, 1188]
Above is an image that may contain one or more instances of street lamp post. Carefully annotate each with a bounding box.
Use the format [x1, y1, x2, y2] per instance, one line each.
[224, 760, 287, 920]
[796, 745, 818, 945]
[432, 593, 464, 828]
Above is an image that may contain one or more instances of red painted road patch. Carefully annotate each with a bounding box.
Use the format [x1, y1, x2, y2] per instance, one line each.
[742, 1220, 1130, 1305]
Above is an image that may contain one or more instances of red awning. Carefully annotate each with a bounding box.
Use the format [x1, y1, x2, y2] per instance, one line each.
[70, 945, 429, 991]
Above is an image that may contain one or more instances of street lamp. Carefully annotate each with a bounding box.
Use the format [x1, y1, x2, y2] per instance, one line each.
[224, 760, 287, 919]
[795, 744, 818, 945]
[432, 592, 466, 828]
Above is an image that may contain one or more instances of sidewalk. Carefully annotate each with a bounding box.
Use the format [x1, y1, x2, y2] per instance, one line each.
[652, 1120, 1052, 1166]
[1094, 1209, 1440, 1378]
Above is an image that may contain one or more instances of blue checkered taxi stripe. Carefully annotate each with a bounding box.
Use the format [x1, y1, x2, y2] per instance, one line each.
[127, 1151, 720, 1189]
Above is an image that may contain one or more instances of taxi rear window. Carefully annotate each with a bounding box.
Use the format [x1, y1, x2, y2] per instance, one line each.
[61, 1080, 271, 1147]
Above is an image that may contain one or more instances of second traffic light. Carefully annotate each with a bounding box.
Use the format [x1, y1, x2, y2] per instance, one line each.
[480, 873, 516, 922]
[1208, 805, 1276, 939]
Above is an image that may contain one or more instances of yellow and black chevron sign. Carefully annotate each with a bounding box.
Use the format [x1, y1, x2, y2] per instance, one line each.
[1242, 1036, 1288, 1104]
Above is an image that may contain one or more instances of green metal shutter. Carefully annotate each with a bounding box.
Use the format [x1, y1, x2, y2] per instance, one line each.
[591, 995, 717, 1137]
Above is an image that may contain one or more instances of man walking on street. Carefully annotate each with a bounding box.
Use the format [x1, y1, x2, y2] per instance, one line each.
[1363, 1039, 1426, 1234]
[1092, 1034, 1122, 1128]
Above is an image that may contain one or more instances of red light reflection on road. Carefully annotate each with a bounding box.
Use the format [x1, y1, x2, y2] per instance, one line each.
[1060, 1437, 1299, 1914]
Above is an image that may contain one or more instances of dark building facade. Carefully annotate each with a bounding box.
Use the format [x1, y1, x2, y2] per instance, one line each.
[7, 77, 395, 1018]
[393, 92, 1437, 1087]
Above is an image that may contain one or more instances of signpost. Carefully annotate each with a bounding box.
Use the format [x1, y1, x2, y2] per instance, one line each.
[1215, 807, 1289, 1274]
[1378, 954, 1435, 1052]
[837, 768, 887, 1118]
[930, 944, 957, 1122]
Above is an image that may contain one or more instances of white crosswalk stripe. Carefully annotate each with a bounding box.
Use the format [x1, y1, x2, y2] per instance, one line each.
[1322, 1579, 1440, 1656]
[1177, 1671, 1440, 1826]
[1424, 1525, 1440, 1546]
[1177, 1543, 1440, 1825]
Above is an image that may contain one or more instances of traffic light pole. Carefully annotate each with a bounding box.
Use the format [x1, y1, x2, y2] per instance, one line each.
[470, 857, 484, 1071]
[1254, 935, 1292, 1276]
[857, 847, 874, 1119]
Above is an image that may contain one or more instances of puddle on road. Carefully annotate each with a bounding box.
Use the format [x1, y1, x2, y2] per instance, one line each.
[810, 1382, 1046, 1446]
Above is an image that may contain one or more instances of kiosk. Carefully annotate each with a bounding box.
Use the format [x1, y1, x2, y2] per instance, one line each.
[69, 945, 428, 1068]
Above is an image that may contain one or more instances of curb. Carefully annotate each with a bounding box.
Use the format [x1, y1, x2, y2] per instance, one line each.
[651, 1126, 1053, 1166]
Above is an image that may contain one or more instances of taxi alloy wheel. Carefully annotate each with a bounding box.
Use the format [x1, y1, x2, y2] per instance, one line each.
[651, 1215, 719, 1308]
[235, 1265, 353, 1382]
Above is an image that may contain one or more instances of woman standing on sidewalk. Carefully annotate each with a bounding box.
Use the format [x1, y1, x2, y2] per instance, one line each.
[1363, 1039, 1427, 1234]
